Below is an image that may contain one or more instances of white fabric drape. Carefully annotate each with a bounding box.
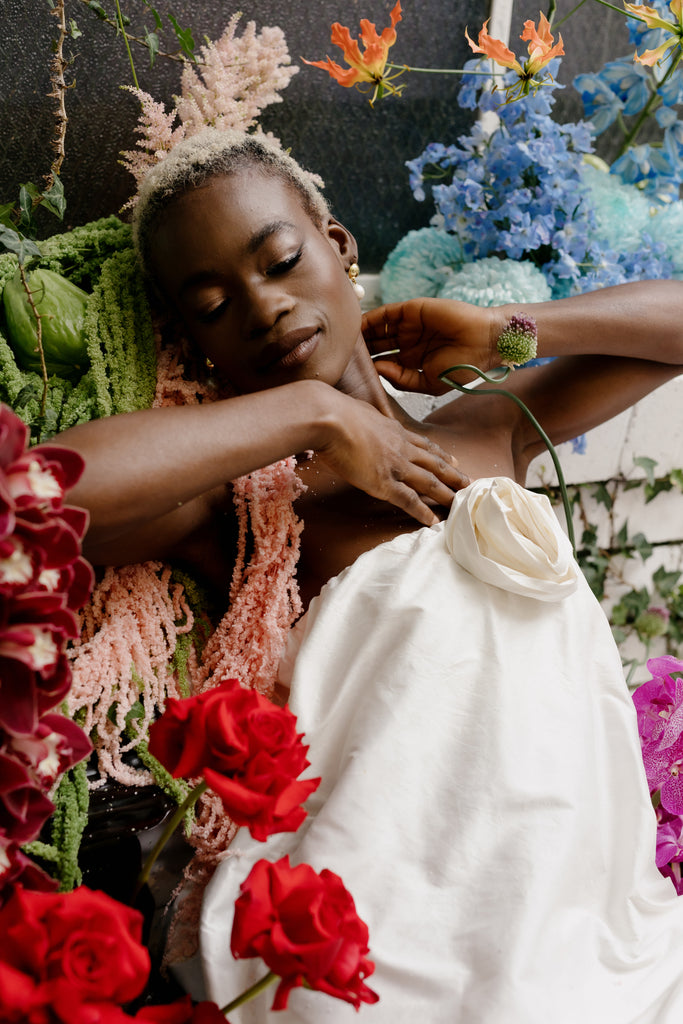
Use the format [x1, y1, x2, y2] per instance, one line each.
[199, 478, 683, 1023]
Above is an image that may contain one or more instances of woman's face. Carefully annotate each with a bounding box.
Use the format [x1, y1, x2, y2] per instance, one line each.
[149, 168, 363, 394]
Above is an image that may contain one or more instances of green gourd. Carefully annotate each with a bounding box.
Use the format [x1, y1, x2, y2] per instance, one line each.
[2, 267, 90, 379]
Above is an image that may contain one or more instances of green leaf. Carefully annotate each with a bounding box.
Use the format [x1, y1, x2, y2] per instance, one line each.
[631, 532, 653, 560]
[87, 0, 107, 19]
[142, 0, 163, 30]
[0, 225, 41, 263]
[623, 479, 642, 492]
[670, 468, 683, 491]
[41, 175, 67, 220]
[593, 482, 612, 509]
[644, 478, 673, 503]
[0, 201, 16, 229]
[144, 28, 160, 67]
[69, 18, 82, 38]
[634, 455, 657, 486]
[653, 566, 681, 598]
[17, 185, 36, 235]
[168, 12, 196, 60]
[615, 520, 629, 549]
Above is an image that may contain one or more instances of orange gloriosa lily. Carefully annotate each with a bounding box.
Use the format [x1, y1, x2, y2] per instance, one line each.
[624, 0, 683, 67]
[303, 2, 405, 104]
[465, 13, 564, 99]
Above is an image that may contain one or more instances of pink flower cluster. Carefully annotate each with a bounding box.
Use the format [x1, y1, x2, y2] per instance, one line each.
[632, 655, 683, 892]
[120, 14, 299, 201]
[0, 404, 94, 903]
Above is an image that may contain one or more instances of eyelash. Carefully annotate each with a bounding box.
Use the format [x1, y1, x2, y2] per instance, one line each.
[267, 247, 303, 276]
[196, 247, 304, 324]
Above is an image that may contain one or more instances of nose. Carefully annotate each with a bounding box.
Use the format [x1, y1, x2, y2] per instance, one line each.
[241, 277, 294, 340]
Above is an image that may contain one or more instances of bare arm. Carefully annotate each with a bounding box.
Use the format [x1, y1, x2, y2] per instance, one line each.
[364, 281, 683, 468]
[60, 377, 468, 563]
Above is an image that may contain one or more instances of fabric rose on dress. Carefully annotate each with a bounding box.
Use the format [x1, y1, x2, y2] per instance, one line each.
[445, 476, 579, 601]
[148, 678, 320, 840]
[0, 885, 150, 1022]
[231, 856, 379, 1011]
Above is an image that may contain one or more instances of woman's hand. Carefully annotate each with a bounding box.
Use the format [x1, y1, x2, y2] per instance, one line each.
[362, 298, 499, 395]
[314, 391, 469, 527]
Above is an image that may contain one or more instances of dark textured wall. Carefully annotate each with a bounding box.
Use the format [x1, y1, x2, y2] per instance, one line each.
[1, 0, 487, 271]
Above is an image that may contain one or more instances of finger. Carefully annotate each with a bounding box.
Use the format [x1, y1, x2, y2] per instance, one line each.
[373, 360, 430, 394]
[386, 481, 441, 528]
[407, 448, 470, 493]
[401, 464, 463, 509]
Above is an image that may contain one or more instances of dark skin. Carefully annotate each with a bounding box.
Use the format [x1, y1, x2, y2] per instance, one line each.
[59, 167, 683, 613]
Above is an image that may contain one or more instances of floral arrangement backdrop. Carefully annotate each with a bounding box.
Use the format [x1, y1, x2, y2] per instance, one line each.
[0, 0, 481, 270]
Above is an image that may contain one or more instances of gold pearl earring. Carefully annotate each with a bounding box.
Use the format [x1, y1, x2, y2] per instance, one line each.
[348, 263, 365, 300]
[205, 356, 214, 370]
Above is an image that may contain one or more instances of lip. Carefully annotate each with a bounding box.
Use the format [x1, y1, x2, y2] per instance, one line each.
[257, 327, 320, 372]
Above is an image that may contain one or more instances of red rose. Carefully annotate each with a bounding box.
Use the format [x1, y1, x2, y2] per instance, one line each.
[134, 995, 229, 1023]
[231, 857, 379, 1011]
[0, 885, 150, 1018]
[148, 679, 320, 840]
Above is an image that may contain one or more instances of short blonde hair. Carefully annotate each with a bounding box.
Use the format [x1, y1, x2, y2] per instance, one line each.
[132, 128, 330, 281]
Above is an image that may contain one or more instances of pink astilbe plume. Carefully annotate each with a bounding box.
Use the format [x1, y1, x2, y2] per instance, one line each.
[176, 15, 298, 136]
[119, 89, 187, 206]
[120, 14, 299, 204]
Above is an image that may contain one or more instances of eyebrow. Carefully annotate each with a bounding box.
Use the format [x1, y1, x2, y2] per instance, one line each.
[178, 219, 298, 297]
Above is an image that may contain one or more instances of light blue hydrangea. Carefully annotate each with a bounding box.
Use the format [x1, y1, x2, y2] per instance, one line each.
[437, 256, 552, 307]
[379, 227, 465, 303]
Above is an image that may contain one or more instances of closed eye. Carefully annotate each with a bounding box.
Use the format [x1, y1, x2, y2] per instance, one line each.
[267, 247, 303, 276]
[197, 299, 229, 324]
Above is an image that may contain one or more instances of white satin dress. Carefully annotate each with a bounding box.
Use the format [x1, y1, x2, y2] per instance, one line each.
[198, 478, 683, 1023]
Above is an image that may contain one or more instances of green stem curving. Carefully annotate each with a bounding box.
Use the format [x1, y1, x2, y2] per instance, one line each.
[438, 364, 577, 554]
[221, 971, 278, 1014]
[132, 778, 207, 902]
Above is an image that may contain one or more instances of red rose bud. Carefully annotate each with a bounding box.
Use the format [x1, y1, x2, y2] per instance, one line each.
[149, 679, 320, 840]
[231, 856, 379, 1011]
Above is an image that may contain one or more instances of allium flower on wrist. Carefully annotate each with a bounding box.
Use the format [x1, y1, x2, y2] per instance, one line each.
[496, 312, 538, 368]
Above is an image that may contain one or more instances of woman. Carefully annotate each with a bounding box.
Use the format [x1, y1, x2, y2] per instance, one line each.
[60, 129, 683, 1022]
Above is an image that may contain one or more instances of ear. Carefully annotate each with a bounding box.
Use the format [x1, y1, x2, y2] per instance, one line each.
[324, 216, 358, 269]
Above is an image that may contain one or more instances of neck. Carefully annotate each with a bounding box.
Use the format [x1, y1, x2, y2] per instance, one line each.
[335, 336, 415, 425]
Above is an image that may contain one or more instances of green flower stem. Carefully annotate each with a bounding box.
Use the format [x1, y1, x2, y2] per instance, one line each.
[133, 778, 207, 902]
[439, 364, 577, 555]
[114, 0, 139, 90]
[221, 971, 278, 1015]
[590, 0, 646, 20]
[617, 52, 681, 155]
[386, 62, 503, 76]
[552, 0, 589, 30]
